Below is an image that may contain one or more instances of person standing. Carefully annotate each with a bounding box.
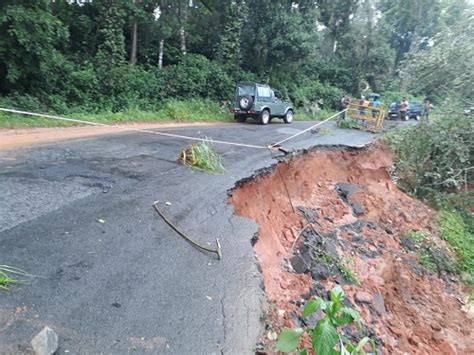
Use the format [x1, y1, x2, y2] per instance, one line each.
[371, 96, 381, 118]
[338, 94, 351, 125]
[399, 97, 409, 120]
[422, 98, 433, 121]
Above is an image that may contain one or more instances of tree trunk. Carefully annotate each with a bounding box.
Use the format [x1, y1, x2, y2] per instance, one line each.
[179, 27, 186, 55]
[130, 0, 138, 64]
[179, 0, 187, 55]
[158, 39, 164, 69]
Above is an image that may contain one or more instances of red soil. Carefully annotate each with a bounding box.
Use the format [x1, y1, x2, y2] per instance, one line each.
[230, 142, 473, 354]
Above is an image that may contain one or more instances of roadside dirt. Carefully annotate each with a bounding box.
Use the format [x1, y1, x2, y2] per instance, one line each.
[230, 142, 473, 354]
[0, 122, 225, 151]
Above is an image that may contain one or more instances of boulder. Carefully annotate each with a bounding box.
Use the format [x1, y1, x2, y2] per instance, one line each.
[31, 326, 58, 355]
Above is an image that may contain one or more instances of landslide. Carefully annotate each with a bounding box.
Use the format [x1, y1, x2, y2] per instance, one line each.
[230, 142, 473, 354]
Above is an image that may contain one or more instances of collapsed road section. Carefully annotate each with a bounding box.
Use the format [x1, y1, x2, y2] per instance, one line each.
[230, 142, 473, 354]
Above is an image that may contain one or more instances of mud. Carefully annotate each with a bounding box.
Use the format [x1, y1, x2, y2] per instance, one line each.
[230, 142, 473, 354]
[0, 121, 225, 151]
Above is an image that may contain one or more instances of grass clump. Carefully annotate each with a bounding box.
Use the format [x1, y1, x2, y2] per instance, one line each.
[417, 249, 438, 273]
[179, 141, 225, 173]
[339, 118, 358, 129]
[405, 230, 429, 243]
[439, 210, 474, 284]
[402, 230, 457, 275]
[0, 265, 30, 291]
[338, 262, 360, 285]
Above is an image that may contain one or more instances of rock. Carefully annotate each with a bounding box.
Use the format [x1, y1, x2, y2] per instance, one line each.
[400, 211, 412, 223]
[310, 264, 333, 280]
[367, 275, 385, 286]
[355, 291, 373, 304]
[31, 326, 58, 355]
[335, 182, 358, 200]
[351, 202, 365, 216]
[387, 325, 404, 337]
[267, 330, 278, 341]
[290, 250, 312, 274]
[373, 292, 386, 316]
[296, 206, 318, 224]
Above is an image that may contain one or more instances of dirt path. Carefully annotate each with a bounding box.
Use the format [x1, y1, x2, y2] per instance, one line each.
[0, 122, 227, 151]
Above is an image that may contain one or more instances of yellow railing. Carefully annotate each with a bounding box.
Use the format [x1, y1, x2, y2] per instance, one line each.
[347, 101, 385, 132]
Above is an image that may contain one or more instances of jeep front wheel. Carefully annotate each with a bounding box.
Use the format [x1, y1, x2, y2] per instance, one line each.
[259, 109, 270, 125]
[283, 110, 294, 124]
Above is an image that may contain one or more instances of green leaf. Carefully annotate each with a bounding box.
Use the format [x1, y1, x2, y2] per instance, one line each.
[299, 349, 308, 355]
[340, 341, 352, 355]
[354, 337, 370, 353]
[312, 318, 339, 355]
[302, 297, 322, 318]
[276, 328, 303, 353]
[334, 307, 361, 327]
[330, 287, 344, 304]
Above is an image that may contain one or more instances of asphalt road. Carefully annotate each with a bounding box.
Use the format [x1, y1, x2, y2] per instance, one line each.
[0, 120, 379, 354]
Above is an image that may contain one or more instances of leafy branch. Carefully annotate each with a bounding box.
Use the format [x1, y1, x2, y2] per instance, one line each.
[276, 287, 374, 354]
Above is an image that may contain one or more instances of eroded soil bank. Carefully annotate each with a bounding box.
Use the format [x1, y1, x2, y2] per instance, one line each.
[230, 142, 473, 354]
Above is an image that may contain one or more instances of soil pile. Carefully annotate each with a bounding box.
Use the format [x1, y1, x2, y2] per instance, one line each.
[230, 143, 473, 354]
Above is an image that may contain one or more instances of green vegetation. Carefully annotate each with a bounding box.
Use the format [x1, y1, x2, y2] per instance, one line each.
[387, 113, 473, 283]
[403, 229, 457, 276]
[277, 287, 373, 354]
[0, 1, 472, 127]
[313, 247, 359, 285]
[386, 116, 472, 201]
[0, 99, 233, 129]
[0, 265, 29, 291]
[339, 118, 358, 129]
[336, 260, 360, 285]
[417, 249, 438, 273]
[179, 141, 225, 174]
[405, 230, 429, 243]
[439, 210, 474, 284]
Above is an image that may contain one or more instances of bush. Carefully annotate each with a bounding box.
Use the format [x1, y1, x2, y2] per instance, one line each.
[161, 54, 234, 101]
[386, 114, 472, 199]
[386, 114, 473, 284]
[439, 210, 474, 284]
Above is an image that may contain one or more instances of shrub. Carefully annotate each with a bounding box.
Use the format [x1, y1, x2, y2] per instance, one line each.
[386, 114, 472, 200]
[277, 287, 373, 354]
[439, 210, 474, 284]
[161, 54, 234, 101]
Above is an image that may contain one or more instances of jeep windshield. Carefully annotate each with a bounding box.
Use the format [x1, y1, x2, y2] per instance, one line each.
[237, 85, 255, 96]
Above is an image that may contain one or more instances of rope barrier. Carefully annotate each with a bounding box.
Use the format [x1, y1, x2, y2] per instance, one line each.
[0, 107, 346, 150]
[269, 109, 345, 147]
[0, 108, 268, 150]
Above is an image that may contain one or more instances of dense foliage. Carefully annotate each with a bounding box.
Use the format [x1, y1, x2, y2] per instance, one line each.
[0, 0, 472, 118]
[386, 116, 473, 283]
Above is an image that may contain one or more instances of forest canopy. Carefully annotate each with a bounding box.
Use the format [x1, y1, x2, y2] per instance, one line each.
[0, 0, 472, 116]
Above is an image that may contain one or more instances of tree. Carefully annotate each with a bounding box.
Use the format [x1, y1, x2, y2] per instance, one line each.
[336, 0, 396, 93]
[316, 0, 359, 54]
[379, 0, 444, 66]
[401, 6, 474, 101]
[215, 0, 248, 69]
[0, 1, 69, 94]
[96, 1, 126, 65]
[130, 0, 139, 64]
